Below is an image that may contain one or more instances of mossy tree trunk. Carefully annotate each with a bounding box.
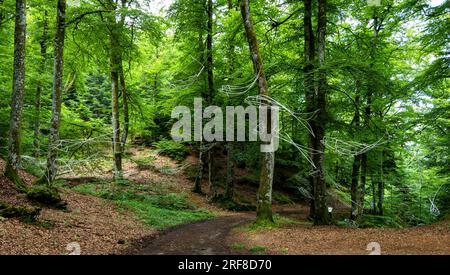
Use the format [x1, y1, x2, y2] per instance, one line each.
[107, 0, 123, 181]
[5, 0, 27, 191]
[240, 0, 274, 224]
[45, 0, 66, 184]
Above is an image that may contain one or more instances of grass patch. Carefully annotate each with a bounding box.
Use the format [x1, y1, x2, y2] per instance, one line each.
[280, 247, 289, 254]
[242, 214, 299, 232]
[71, 181, 215, 229]
[230, 243, 246, 251]
[249, 245, 267, 254]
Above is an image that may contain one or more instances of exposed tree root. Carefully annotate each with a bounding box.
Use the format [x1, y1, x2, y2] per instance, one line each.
[27, 183, 66, 209]
[0, 201, 41, 222]
[3, 164, 27, 192]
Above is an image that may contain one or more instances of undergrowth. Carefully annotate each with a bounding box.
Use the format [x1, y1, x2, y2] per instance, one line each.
[72, 181, 215, 229]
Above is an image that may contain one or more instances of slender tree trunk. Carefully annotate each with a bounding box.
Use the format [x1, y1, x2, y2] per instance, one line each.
[350, 84, 361, 220]
[119, 0, 129, 149]
[44, 0, 66, 184]
[4, 0, 27, 190]
[224, 0, 235, 199]
[360, 152, 367, 215]
[240, 0, 274, 223]
[109, 18, 123, 181]
[377, 150, 384, 215]
[350, 155, 361, 219]
[119, 62, 128, 148]
[303, 0, 316, 220]
[206, 0, 217, 196]
[313, 0, 329, 225]
[193, 31, 205, 194]
[372, 176, 377, 213]
[206, 0, 214, 104]
[193, 141, 204, 194]
[106, 0, 124, 181]
[225, 143, 234, 199]
[33, 11, 48, 158]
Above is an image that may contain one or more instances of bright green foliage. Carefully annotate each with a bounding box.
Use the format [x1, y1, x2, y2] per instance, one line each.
[72, 181, 214, 229]
[0, 0, 448, 228]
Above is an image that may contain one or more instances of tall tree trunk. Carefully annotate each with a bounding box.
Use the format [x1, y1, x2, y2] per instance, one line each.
[206, 0, 217, 196]
[313, 0, 329, 225]
[33, 11, 48, 158]
[193, 31, 205, 194]
[119, 0, 128, 149]
[44, 0, 66, 184]
[378, 149, 386, 215]
[350, 83, 361, 220]
[119, 62, 128, 148]
[4, 0, 27, 190]
[303, 0, 315, 220]
[108, 1, 123, 180]
[224, 0, 235, 200]
[360, 152, 367, 215]
[240, 0, 274, 223]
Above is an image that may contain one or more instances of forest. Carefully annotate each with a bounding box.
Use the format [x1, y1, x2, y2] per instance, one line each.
[0, 0, 448, 255]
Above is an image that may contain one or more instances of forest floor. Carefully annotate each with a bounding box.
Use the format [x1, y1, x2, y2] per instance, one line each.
[226, 209, 450, 255]
[1, 148, 449, 255]
[0, 158, 152, 255]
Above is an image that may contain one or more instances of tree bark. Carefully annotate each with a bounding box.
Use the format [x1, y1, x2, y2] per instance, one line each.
[4, 0, 27, 190]
[350, 83, 361, 220]
[377, 150, 385, 215]
[225, 143, 234, 199]
[193, 141, 204, 194]
[33, 11, 48, 158]
[240, 0, 274, 223]
[224, 0, 235, 199]
[312, 0, 330, 225]
[360, 151, 367, 215]
[108, 1, 123, 180]
[119, 62, 128, 148]
[44, 0, 66, 184]
[193, 30, 205, 194]
[119, 0, 129, 149]
[303, 0, 315, 220]
[206, 0, 216, 197]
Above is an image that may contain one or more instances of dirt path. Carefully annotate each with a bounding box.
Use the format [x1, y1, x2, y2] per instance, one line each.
[132, 214, 253, 255]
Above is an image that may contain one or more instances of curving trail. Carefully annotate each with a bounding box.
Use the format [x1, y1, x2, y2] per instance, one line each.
[132, 215, 253, 255]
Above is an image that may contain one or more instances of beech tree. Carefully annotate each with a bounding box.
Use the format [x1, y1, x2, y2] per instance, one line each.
[240, 0, 274, 223]
[4, 0, 27, 190]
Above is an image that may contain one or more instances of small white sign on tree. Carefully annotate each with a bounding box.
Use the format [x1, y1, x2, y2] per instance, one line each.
[367, 0, 381, 6]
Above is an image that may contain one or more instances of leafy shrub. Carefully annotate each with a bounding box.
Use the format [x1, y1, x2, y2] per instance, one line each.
[152, 139, 188, 161]
[358, 215, 403, 228]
